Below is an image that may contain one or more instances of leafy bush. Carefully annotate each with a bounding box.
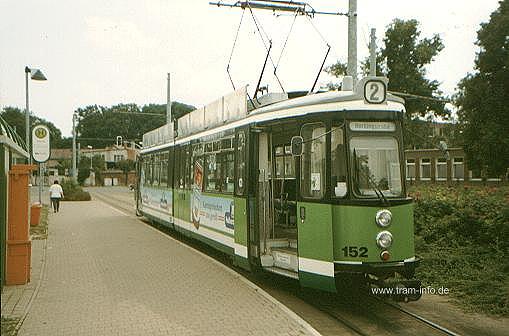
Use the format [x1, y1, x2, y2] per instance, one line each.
[60, 180, 91, 201]
[410, 185, 509, 316]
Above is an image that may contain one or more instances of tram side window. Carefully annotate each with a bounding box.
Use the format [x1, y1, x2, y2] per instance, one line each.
[220, 152, 234, 193]
[182, 145, 192, 189]
[331, 127, 347, 197]
[160, 153, 168, 187]
[147, 156, 153, 186]
[205, 153, 217, 192]
[191, 144, 204, 191]
[153, 155, 160, 186]
[301, 123, 326, 199]
[140, 160, 146, 186]
[235, 130, 246, 195]
[168, 149, 174, 188]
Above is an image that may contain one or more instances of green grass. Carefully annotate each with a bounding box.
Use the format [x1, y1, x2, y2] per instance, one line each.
[410, 185, 509, 316]
[60, 180, 91, 201]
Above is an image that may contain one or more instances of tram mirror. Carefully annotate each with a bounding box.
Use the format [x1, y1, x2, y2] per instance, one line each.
[291, 136, 304, 156]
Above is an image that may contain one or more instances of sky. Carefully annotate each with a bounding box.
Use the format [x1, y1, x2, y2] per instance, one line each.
[0, 0, 500, 137]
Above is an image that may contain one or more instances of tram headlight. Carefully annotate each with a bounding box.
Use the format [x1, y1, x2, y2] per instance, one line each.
[376, 231, 393, 249]
[375, 209, 392, 227]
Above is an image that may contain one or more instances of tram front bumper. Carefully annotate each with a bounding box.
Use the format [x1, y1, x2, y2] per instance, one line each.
[334, 256, 420, 278]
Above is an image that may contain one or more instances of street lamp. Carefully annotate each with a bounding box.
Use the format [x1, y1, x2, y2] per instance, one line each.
[25, 66, 47, 165]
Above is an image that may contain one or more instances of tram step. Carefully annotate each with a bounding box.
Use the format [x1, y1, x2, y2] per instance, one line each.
[272, 248, 298, 272]
[264, 266, 299, 280]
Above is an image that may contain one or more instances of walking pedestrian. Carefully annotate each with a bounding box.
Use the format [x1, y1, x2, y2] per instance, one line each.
[49, 180, 64, 213]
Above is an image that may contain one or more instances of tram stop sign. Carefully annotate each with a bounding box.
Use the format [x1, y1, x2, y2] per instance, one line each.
[32, 124, 50, 162]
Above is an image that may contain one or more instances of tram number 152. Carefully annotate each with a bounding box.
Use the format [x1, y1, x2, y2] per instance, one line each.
[341, 246, 368, 258]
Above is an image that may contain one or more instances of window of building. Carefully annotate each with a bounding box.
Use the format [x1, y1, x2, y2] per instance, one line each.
[420, 158, 431, 181]
[406, 159, 416, 181]
[469, 168, 482, 181]
[114, 154, 125, 162]
[300, 123, 326, 199]
[330, 127, 347, 197]
[452, 157, 464, 180]
[436, 157, 447, 181]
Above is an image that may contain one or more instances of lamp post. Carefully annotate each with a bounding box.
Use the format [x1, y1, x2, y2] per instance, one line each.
[87, 145, 93, 170]
[25, 66, 47, 165]
[72, 113, 77, 181]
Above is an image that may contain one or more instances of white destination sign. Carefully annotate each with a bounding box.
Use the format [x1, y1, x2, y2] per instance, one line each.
[32, 124, 50, 162]
[350, 122, 396, 132]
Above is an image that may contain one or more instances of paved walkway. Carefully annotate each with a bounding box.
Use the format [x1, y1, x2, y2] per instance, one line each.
[16, 200, 317, 335]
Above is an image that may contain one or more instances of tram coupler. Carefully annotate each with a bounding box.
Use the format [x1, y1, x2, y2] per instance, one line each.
[369, 279, 422, 302]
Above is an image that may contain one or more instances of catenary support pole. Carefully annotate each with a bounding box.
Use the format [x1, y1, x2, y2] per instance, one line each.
[347, 0, 357, 84]
[370, 28, 376, 76]
[167, 73, 172, 124]
[72, 114, 77, 181]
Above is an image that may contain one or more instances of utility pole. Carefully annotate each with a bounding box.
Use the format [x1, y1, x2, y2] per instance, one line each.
[167, 73, 172, 124]
[347, 0, 358, 84]
[72, 114, 77, 181]
[370, 28, 376, 76]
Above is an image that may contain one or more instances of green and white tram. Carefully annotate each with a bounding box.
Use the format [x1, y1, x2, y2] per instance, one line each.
[137, 76, 420, 298]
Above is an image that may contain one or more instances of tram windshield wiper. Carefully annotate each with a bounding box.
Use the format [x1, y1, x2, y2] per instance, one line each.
[352, 149, 389, 206]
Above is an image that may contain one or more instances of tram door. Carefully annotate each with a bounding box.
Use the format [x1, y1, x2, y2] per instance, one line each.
[174, 145, 190, 228]
[135, 158, 142, 215]
[257, 131, 299, 278]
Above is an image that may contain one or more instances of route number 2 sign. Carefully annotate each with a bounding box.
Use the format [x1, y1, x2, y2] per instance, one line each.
[364, 80, 386, 104]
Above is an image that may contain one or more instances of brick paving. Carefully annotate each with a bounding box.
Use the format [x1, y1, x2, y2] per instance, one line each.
[18, 200, 317, 335]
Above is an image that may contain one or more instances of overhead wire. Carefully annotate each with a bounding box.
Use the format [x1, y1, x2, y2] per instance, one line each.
[275, 7, 299, 69]
[226, 8, 246, 90]
[247, 3, 286, 92]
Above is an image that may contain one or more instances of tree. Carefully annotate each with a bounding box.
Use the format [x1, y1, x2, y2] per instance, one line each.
[75, 102, 194, 148]
[77, 154, 105, 185]
[376, 19, 447, 118]
[325, 19, 448, 148]
[0, 106, 65, 148]
[116, 159, 136, 185]
[456, 0, 509, 176]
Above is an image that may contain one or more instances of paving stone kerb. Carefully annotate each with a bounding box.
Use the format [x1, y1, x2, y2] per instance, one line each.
[18, 200, 316, 336]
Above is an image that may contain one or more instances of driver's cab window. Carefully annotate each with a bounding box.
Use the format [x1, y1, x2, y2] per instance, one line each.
[331, 126, 347, 197]
[300, 123, 326, 199]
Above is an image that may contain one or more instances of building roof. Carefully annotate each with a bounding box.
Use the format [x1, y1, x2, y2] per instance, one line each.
[51, 148, 72, 160]
[0, 115, 28, 157]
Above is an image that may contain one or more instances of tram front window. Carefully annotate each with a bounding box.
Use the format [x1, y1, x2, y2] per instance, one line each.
[350, 137, 403, 198]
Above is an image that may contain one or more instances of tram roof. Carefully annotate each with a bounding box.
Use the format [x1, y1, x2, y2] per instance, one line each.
[141, 77, 406, 154]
